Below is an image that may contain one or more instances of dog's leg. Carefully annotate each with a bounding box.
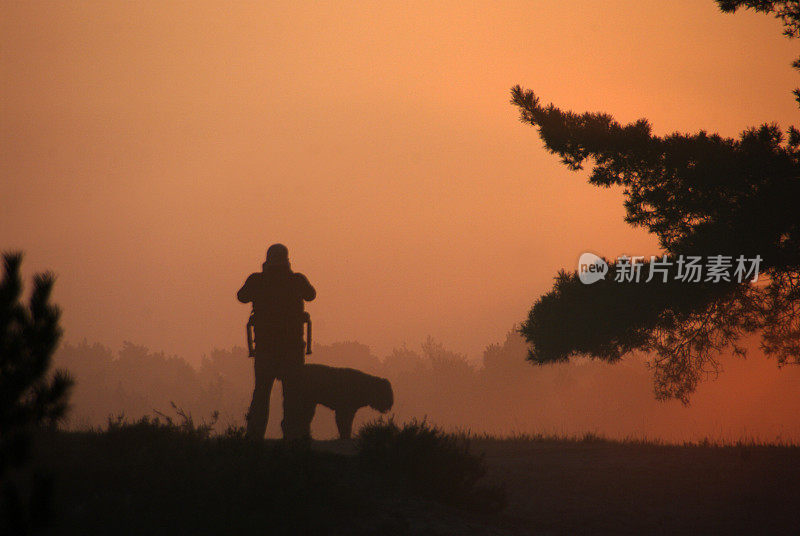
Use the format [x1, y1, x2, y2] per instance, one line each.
[281, 378, 314, 440]
[335, 408, 357, 440]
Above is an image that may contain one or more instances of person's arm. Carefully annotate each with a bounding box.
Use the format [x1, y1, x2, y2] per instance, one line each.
[295, 273, 316, 302]
[237, 273, 258, 303]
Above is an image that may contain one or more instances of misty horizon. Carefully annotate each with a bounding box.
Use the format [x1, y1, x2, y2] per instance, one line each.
[56, 330, 800, 443]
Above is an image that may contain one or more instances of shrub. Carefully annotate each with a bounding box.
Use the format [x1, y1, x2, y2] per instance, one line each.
[355, 418, 505, 513]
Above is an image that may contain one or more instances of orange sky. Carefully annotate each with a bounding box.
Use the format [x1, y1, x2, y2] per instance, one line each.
[2, 1, 798, 362]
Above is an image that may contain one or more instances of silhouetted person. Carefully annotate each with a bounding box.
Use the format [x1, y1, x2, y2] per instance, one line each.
[238, 244, 315, 439]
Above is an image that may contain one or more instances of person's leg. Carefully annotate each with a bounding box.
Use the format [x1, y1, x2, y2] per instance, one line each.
[277, 338, 310, 439]
[246, 357, 275, 439]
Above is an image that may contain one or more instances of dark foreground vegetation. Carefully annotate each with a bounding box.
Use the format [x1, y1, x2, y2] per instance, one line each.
[20, 416, 800, 535]
[28, 417, 509, 535]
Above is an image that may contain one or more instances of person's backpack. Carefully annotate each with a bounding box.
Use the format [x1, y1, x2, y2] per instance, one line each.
[246, 310, 312, 357]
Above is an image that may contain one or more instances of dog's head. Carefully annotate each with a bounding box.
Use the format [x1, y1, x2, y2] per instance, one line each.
[369, 377, 394, 413]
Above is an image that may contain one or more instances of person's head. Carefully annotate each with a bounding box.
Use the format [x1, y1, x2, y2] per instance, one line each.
[263, 243, 291, 271]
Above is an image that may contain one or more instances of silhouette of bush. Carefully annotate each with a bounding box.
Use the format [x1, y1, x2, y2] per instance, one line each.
[355, 418, 506, 513]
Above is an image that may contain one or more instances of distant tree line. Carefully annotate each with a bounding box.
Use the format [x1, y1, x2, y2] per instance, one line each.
[53, 331, 788, 441]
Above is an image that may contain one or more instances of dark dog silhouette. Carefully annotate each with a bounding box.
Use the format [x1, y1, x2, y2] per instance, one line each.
[289, 364, 393, 439]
